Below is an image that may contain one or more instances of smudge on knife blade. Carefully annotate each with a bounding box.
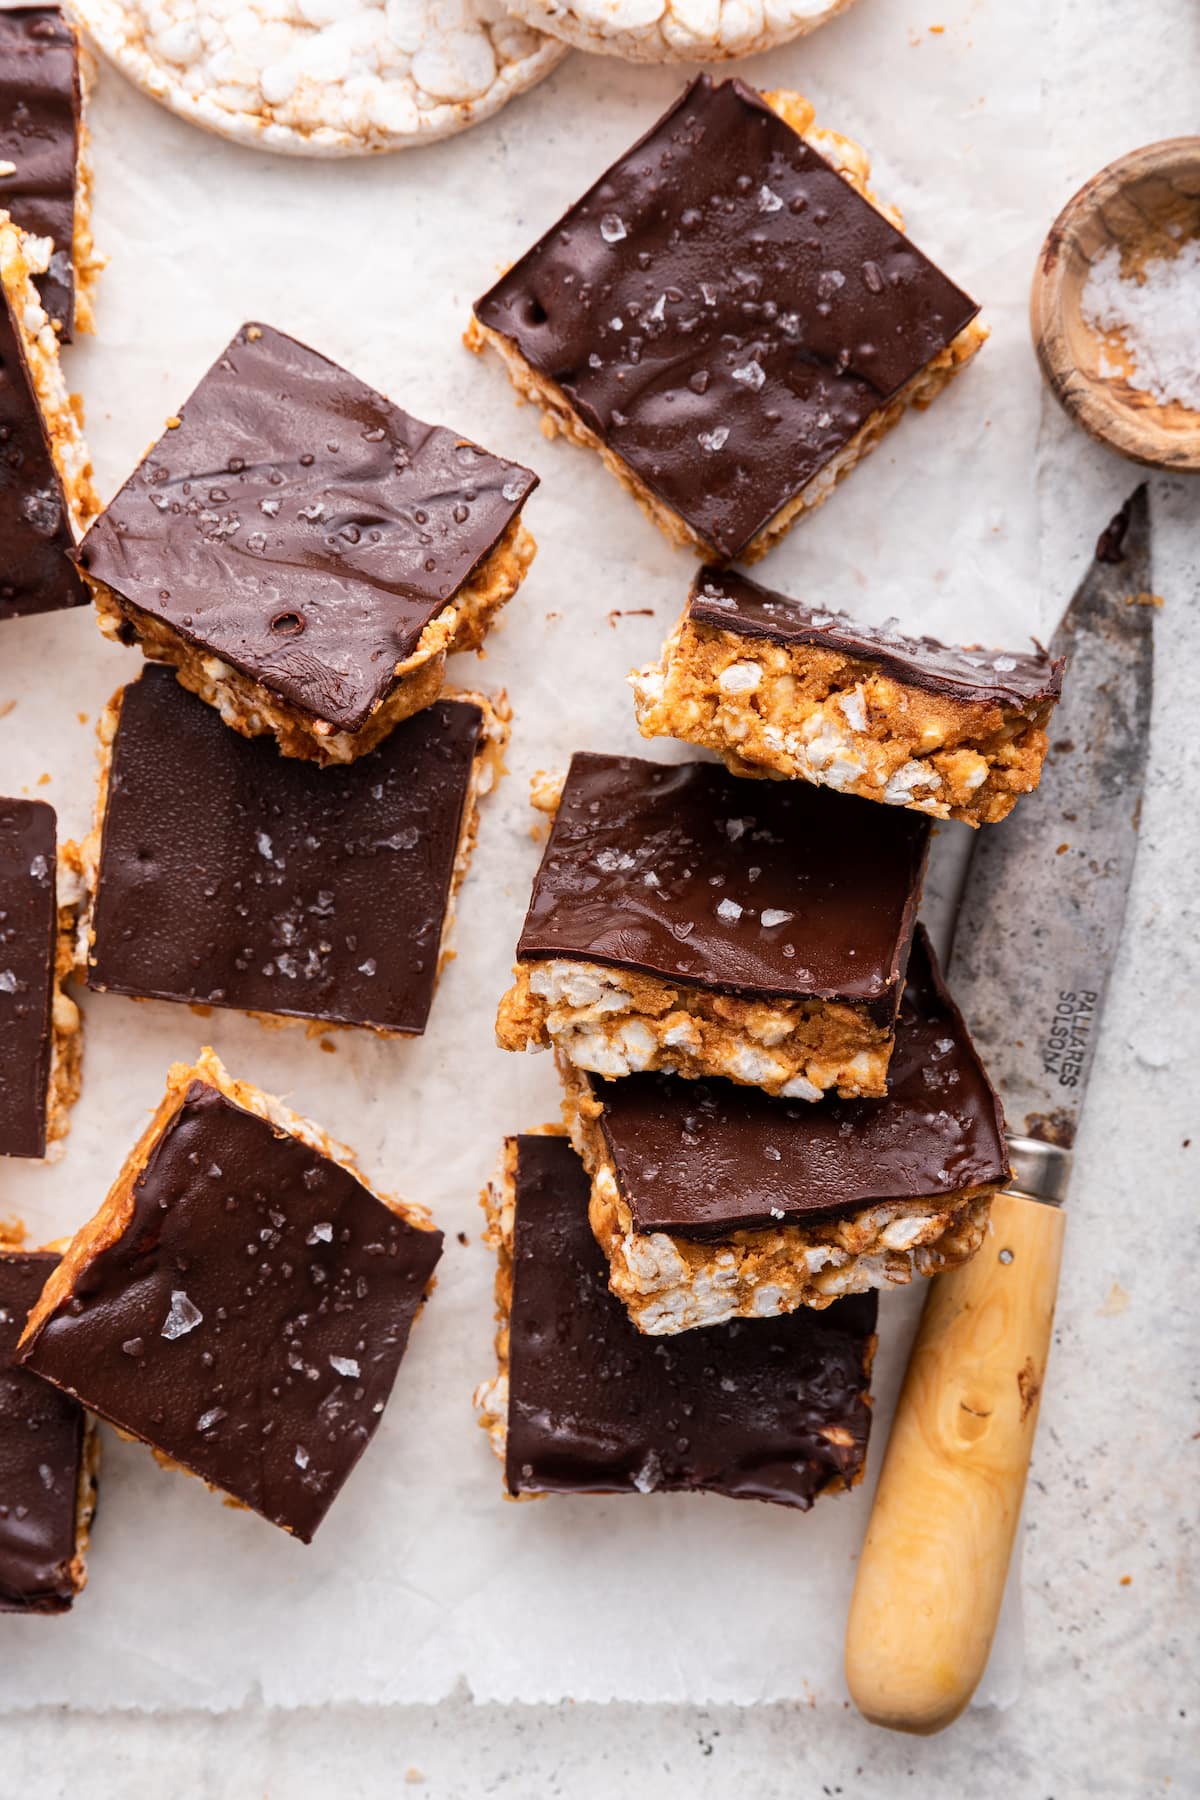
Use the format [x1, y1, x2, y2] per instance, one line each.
[1094, 484, 1146, 564]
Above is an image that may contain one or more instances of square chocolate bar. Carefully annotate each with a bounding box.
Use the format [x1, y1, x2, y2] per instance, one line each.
[77, 322, 538, 763]
[1, 1250, 96, 1613]
[632, 566, 1064, 826]
[19, 1050, 444, 1543]
[472, 77, 983, 563]
[560, 927, 1009, 1334]
[0, 798, 82, 1158]
[0, 212, 97, 620]
[476, 1133, 876, 1505]
[497, 751, 929, 1099]
[0, 7, 100, 339]
[80, 665, 505, 1036]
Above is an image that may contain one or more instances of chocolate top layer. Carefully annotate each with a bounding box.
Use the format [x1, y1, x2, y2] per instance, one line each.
[505, 1134, 876, 1506]
[76, 323, 537, 731]
[690, 567, 1064, 710]
[1, 1251, 85, 1612]
[0, 798, 57, 1157]
[89, 667, 483, 1034]
[475, 76, 978, 560]
[21, 1082, 443, 1542]
[0, 280, 85, 620]
[591, 927, 1008, 1236]
[517, 751, 929, 1015]
[0, 8, 80, 339]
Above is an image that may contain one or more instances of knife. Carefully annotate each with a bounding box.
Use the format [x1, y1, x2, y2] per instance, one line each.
[843, 485, 1156, 1735]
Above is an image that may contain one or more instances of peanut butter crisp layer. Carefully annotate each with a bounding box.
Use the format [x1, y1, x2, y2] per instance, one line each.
[80, 664, 504, 1035]
[76, 321, 538, 763]
[19, 1050, 444, 1543]
[471, 76, 983, 563]
[560, 926, 1008, 1334]
[1, 1250, 94, 1612]
[0, 8, 97, 339]
[0, 798, 82, 1159]
[632, 567, 1065, 826]
[497, 751, 929, 1098]
[477, 1133, 876, 1505]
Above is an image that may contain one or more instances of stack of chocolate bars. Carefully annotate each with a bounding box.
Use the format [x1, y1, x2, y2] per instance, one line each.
[2, 43, 1066, 1611]
[0, 12, 107, 1424]
[3, 305, 538, 1580]
[2, 294, 540, 1583]
[472, 77, 1063, 1512]
[1, 8, 548, 1603]
[1, 10, 98, 1612]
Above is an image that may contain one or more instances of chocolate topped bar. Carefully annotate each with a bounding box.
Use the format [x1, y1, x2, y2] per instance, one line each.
[20, 1073, 444, 1542]
[589, 927, 1008, 1237]
[475, 76, 979, 560]
[88, 666, 489, 1033]
[518, 752, 929, 1017]
[0, 274, 86, 619]
[0, 798, 57, 1157]
[690, 568, 1065, 709]
[504, 1134, 876, 1504]
[76, 322, 537, 732]
[0, 8, 81, 339]
[1, 1250, 87, 1612]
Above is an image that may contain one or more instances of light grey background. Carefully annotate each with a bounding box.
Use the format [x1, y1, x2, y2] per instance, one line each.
[5, 0, 1199, 1789]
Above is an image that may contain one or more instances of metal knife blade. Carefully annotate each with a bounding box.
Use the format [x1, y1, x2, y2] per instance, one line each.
[947, 485, 1155, 1197]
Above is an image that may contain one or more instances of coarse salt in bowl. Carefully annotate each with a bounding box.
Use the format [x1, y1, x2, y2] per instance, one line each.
[1032, 136, 1200, 473]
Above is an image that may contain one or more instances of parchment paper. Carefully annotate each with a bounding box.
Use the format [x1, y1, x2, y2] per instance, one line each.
[0, 0, 1052, 1708]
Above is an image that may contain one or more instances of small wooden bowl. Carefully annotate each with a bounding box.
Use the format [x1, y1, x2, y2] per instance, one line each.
[1031, 138, 1200, 471]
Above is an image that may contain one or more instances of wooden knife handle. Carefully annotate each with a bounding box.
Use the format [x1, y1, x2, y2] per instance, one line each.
[844, 1189, 1066, 1734]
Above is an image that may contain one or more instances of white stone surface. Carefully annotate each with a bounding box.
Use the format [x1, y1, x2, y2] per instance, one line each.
[4, 0, 1199, 1789]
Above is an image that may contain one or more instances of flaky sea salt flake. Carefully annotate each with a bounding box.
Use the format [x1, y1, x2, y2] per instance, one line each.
[162, 1290, 203, 1340]
[731, 359, 765, 390]
[1081, 240, 1200, 411]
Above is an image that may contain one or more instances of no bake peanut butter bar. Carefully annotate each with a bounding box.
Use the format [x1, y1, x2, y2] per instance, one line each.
[470, 76, 984, 563]
[632, 567, 1065, 825]
[76, 322, 538, 763]
[475, 1132, 876, 1505]
[19, 1049, 444, 1543]
[76, 664, 506, 1036]
[0, 7, 103, 340]
[558, 927, 1009, 1334]
[0, 799, 83, 1159]
[497, 752, 930, 1099]
[0, 209, 97, 620]
[1, 1250, 97, 1612]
